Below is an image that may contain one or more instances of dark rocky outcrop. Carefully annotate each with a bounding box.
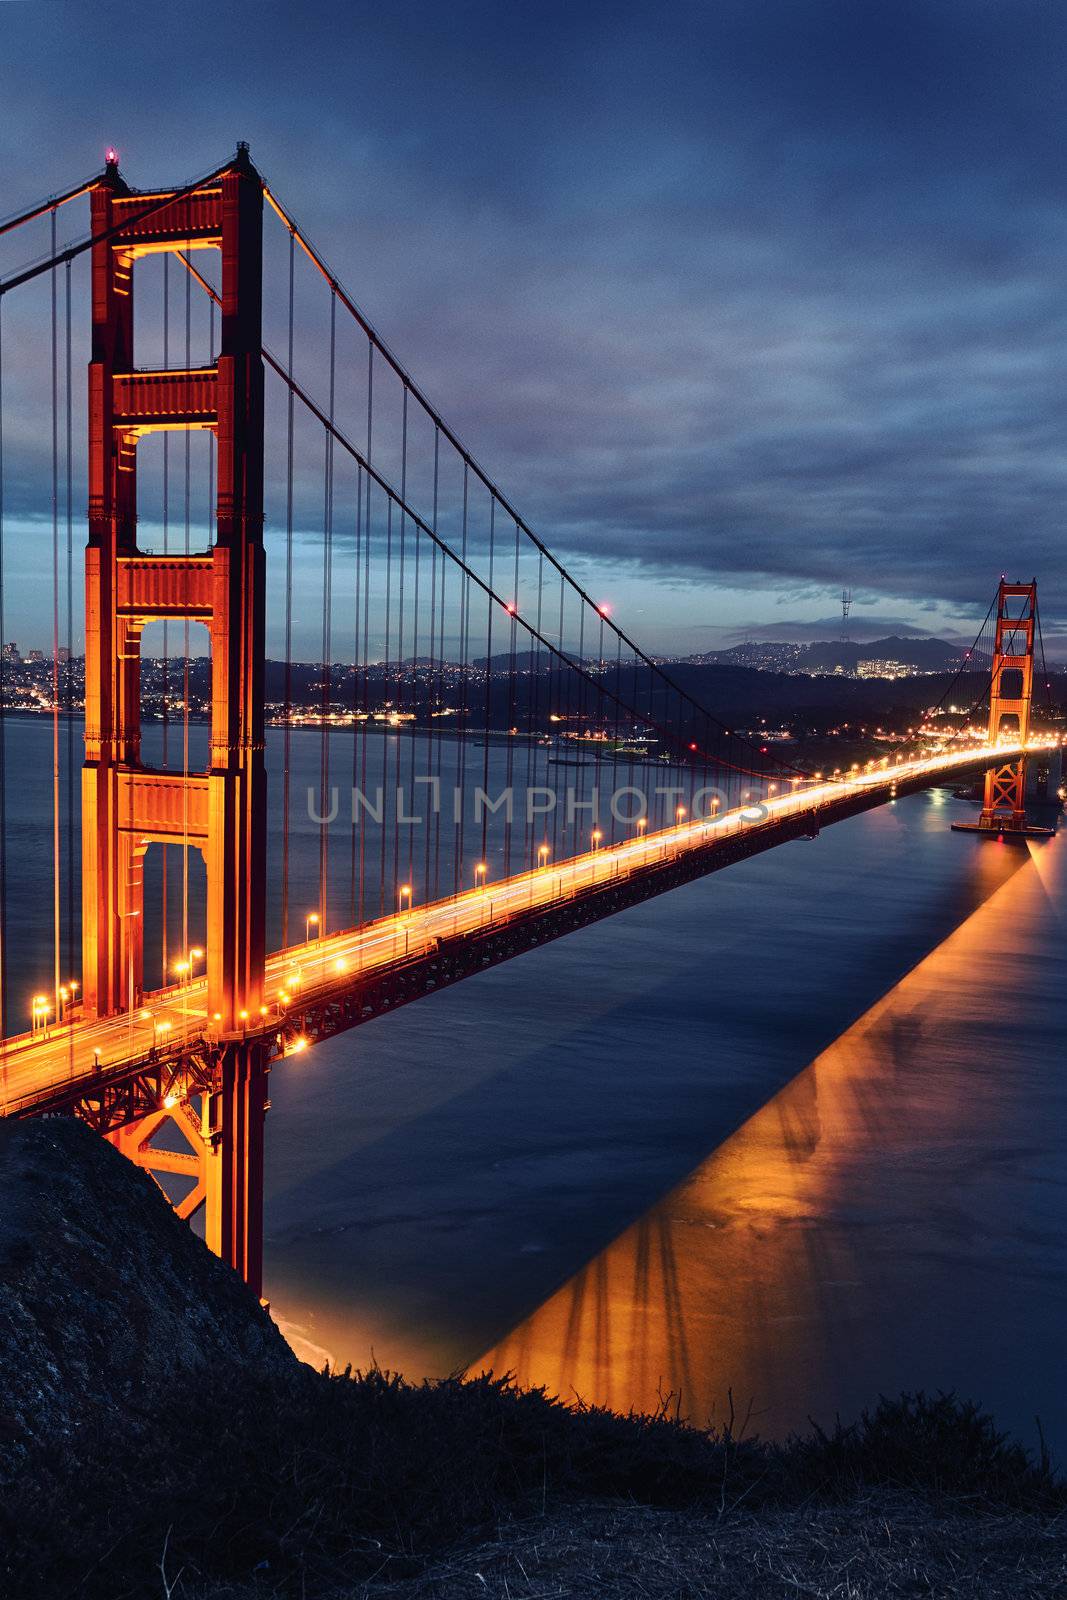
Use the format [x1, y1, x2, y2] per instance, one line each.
[0, 1116, 293, 1482]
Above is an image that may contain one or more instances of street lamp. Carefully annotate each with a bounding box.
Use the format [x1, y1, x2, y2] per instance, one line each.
[398, 883, 412, 913]
[475, 862, 487, 888]
[305, 912, 320, 942]
[591, 829, 602, 850]
[676, 805, 686, 823]
[31, 994, 50, 1035]
[538, 843, 550, 868]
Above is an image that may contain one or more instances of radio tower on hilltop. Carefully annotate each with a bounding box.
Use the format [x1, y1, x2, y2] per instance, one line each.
[840, 587, 853, 641]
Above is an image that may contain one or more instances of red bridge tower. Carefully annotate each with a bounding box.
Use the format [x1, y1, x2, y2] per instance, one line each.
[82, 146, 268, 1292]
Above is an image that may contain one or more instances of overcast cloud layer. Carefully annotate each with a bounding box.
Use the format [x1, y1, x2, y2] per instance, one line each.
[1, 1, 1066, 654]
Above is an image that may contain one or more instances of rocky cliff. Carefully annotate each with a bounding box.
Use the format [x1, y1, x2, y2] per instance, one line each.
[0, 1116, 293, 1484]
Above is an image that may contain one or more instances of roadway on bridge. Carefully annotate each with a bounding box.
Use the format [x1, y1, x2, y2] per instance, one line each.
[0, 742, 1032, 1116]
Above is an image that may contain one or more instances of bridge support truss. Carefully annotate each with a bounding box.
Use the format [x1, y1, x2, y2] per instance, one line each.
[105, 1043, 268, 1288]
[81, 147, 269, 1293]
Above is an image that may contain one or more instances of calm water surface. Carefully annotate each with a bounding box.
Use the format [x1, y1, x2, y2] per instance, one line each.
[261, 784, 1067, 1454]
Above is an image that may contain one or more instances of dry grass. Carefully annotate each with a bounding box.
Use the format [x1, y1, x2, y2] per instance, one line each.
[367, 1499, 1067, 1600]
[189, 1498, 1067, 1599]
[6, 1371, 1066, 1599]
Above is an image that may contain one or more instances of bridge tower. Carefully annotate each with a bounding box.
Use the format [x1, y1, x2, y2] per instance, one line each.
[977, 579, 1036, 833]
[82, 146, 269, 1291]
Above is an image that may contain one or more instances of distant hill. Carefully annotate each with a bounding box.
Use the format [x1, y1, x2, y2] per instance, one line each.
[472, 649, 577, 671]
[689, 636, 965, 674]
[804, 636, 965, 672]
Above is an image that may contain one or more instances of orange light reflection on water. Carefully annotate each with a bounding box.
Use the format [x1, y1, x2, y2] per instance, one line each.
[476, 831, 1065, 1435]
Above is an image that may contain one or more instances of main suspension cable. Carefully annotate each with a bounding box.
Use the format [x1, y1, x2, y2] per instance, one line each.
[0, 159, 233, 300]
[0, 173, 101, 240]
[265, 348, 774, 781]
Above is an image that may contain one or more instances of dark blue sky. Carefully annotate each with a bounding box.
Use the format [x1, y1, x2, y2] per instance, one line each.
[2, 1, 1066, 654]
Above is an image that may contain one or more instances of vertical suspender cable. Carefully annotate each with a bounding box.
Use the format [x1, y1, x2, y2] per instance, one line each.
[0, 298, 7, 1038]
[358, 344, 373, 930]
[559, 579, 566, 864]
[456, 464, 470, 893]
[282, 231, 295, 948]
[50, 208, 62, 1018]
[422, 425, 441, 902]
[1036, 597, 1054, 716]
[182, 263, 191, 972]
[594, 608, 605, 843]
[404, 387, 418, 893]
[480, 498, 495, 864]
[207, 291, 216, 962]
[318, 289, 336, 931]
[379, 500, 392, 917]
[430, 428, 443, 903]
[355, 460, 367, 915]
[161, 254, 170, 979]
[574, 604, 587, 856]
[424, 475, 437, 902]
[530, 550, 544, 869]
[504, 515, 518, 875]
[610, 629, 622, 843]
[394, 383, 407, 896]
[64, 262, 74, 1001]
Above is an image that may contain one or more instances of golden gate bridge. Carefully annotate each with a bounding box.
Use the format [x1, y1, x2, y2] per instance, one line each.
[0, 146, 1054, 1297]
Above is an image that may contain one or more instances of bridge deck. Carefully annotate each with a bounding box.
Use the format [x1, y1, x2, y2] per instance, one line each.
[0, 743, 1034, 1120]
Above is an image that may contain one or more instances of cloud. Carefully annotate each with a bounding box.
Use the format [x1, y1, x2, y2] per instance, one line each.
[2, 1, 1066, 654]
